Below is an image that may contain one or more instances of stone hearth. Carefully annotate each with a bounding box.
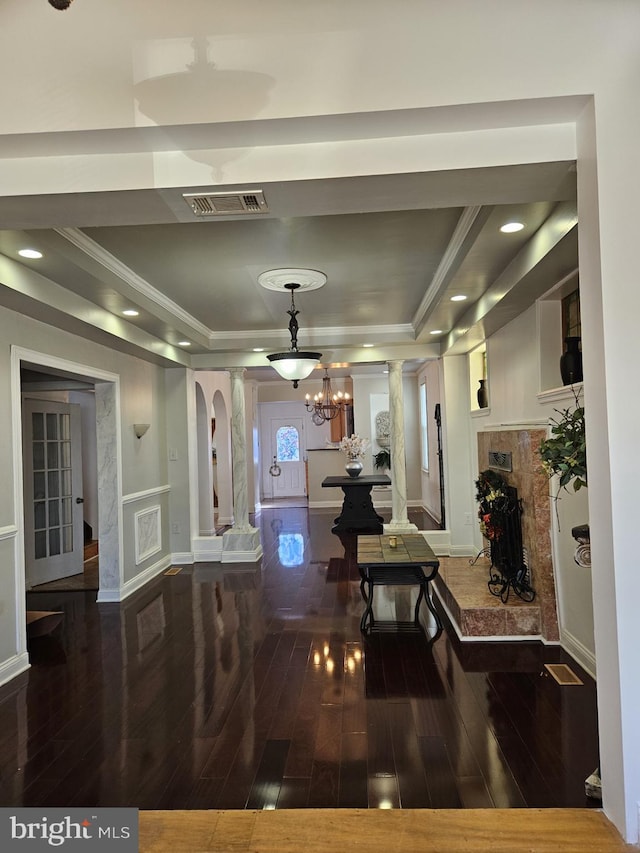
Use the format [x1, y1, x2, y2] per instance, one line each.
[434, 555, 542, 638]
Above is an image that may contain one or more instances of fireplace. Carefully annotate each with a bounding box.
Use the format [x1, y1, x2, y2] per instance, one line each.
[477, 429, 558, 641]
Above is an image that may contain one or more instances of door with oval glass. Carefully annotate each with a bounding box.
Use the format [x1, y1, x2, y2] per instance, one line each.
[267, 418, 306, 499]
[22, 399, 84, 587]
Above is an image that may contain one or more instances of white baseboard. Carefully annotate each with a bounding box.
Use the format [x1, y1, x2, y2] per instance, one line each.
[171, 552, 195, 565]
[97, 554, 171, 602]
[420, 529, 452, 556]
[561, 628, 596, 679]
[193, 535, 224, 563]
[0, 652, 30, 688]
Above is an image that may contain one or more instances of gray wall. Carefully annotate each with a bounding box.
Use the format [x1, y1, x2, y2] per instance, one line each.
[0, 305, 173, 683]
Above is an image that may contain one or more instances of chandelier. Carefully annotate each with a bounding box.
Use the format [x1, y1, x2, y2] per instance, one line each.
[266, 282, 322, 387]
[305, 368, 350, 424]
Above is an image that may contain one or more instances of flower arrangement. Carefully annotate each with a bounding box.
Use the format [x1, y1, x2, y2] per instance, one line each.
[538, 391, 587, 496]
[475, 469, 509, 541]
[339, 434, 370, 460]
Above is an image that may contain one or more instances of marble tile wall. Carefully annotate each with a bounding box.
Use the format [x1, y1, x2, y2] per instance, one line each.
[477, 429, 558, 640]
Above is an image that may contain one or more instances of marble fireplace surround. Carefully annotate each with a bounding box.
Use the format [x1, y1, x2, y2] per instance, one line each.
[477, 429, 559, 641]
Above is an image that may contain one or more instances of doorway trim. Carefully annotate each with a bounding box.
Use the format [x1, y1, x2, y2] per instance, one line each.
[11, 347, 123, 638]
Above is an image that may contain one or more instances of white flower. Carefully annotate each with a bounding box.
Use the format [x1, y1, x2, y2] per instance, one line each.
[339, 434, 370, 459]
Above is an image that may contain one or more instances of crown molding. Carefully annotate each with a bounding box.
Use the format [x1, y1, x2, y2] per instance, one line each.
[55, 227, 213, 340]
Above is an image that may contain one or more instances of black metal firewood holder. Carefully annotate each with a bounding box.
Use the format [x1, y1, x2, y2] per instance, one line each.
[471, 486, 536, 604]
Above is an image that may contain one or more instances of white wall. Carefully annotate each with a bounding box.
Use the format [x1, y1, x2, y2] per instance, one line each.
[351, 372, 421, 502]
[441, 355, 477, 555]
[69, 390, 99, 540]
[417, 360, 443, 524]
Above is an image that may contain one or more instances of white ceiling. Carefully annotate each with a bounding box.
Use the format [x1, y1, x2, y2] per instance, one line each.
[0, 159, 578, 382]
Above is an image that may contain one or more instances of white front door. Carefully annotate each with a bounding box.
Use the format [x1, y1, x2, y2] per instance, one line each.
[267, 417, 307, 498]
[22, 399, 84, 587]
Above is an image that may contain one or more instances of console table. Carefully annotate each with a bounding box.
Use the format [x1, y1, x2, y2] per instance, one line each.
[357, 533, 442, 633]
[322, 474, 391, 533]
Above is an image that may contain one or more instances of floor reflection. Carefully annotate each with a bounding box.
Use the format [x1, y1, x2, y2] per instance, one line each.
[5, 504, 599, 811]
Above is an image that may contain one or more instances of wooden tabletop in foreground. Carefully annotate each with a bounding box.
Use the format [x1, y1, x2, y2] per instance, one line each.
[357, 533, 438, 567]
[138, 808, 634, 853]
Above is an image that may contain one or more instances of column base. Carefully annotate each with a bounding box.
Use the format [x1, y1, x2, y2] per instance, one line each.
[384, 521, 419, 533]
[221, 527, 263, 563]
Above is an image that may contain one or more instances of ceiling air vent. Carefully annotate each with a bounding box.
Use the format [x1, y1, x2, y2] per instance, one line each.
[183, 190, 269, 216]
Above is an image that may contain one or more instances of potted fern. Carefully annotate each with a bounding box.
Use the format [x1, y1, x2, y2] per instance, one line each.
[373, 449, 391, 472]
[538, 392, 587, 495]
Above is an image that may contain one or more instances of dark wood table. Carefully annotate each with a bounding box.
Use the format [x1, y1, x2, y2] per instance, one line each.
[357, 533, 442, 633]
[322, 474, 391, 533]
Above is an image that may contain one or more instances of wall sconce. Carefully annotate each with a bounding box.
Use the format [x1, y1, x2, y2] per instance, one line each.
[133, 423, 150, 439]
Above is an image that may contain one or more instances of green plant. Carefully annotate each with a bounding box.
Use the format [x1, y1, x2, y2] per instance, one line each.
[538, 392, 587, 495]
[373, 449, 391, 470]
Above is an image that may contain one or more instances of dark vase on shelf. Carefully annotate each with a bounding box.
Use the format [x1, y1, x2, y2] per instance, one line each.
[477, 379, 488, 408]
[560, 336, 583, 385]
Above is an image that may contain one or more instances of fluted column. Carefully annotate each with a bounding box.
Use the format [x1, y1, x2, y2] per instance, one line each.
[386, 360, 417, 533]
[222, 368, 262, 562]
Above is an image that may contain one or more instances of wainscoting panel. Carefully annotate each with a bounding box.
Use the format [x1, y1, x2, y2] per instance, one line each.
[135, 505, 162, 565]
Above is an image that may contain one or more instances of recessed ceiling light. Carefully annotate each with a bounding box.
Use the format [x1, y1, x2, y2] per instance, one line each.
[362, 343, 374, 348]
[450, 294, 467, 302]
[123, 309, 139, 317]
[430, 329, 443, 335]
[252, 347, 265, 352]
[500, 221, 524, 233]
[18, 248, 43, 259]
[178, 341, 191, 347]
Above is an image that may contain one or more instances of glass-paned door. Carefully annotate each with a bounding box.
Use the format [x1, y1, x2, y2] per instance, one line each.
[267, 418, 306, 498]
[23, 399, 83, 587]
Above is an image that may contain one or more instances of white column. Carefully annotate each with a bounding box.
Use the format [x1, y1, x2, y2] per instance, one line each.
[385, 360, 417, 533]
[230, 368, 250, 530]
[221, 368, 262, 562]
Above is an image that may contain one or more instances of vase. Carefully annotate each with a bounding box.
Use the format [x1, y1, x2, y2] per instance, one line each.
[345, 459, 363, 478]
[560, 336, 583, 385]
[477, 379, 488, 408]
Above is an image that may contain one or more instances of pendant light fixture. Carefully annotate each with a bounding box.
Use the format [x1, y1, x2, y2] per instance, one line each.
[260, 268, 324, 388]
[305, 368, 350, 424]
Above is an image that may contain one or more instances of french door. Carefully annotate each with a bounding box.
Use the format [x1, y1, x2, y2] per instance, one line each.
[22, 399, 84, 587]
[266, 417, 307, 498]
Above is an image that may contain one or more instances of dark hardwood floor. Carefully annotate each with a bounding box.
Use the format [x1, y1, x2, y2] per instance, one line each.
[3, 505, 599, 811]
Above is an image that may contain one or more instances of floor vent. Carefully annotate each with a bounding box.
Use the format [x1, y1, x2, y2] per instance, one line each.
[544, 663, 583, 685]
[164, 567, 182, 576]
[183, 190, 268, 216]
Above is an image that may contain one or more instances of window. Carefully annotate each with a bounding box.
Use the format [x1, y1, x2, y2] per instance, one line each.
[276, 426, 300, 462]
[419, 383, 429, 470]
[562, 288, 581, 339]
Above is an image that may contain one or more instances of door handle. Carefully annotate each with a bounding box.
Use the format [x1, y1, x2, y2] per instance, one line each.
[76, 497, 84, 504]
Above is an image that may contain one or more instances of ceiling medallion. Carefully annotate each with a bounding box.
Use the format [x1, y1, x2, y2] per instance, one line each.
[257, 268, 327, 293]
